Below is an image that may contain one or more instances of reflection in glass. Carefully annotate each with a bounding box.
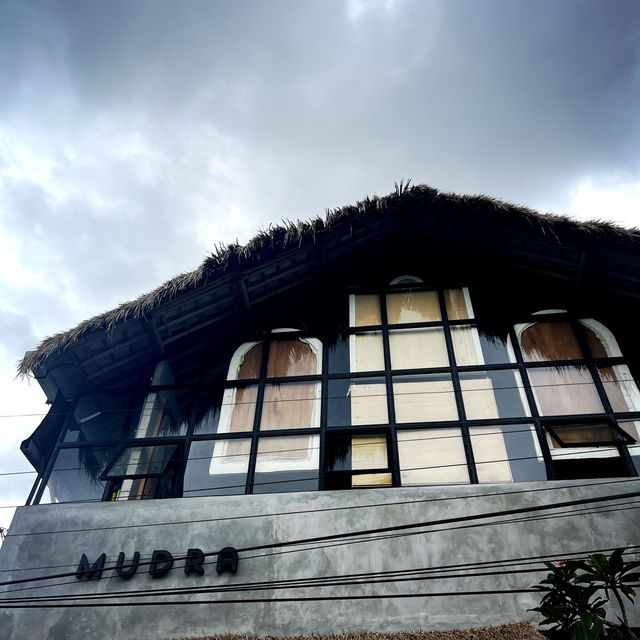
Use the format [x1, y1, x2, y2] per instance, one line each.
[107, 444, 183, 501]
[43, 446, 117, 503]
[351, 295, 381, 327]
[393, 375, 457, 424]
[470, 425, 545, 483]
[398, 429, 469, 485]
[445, 288, 474, 320]
[327, 333, 350, 374]
[451, 326, 514, 366]
[184, 439, 250, 496]
[598, 365, 640, 413]
[192, 388, 223, 435]
[261, 382, 319, 430]
[389, 328, 449, 369]
[519, 322, 583, 362]
[528, 366, 603, 416]
[218, 385, 258, 433]
[327, 378, 388, 427]
[460, 370, 530, 420]
[232, 343, 263, 379]
[386, 291, 440, 324]
[325, 434, 391, 488]
[619, 421, 640, 475]
[63, 393, 135, 443]
[267, 339, 318, 377]
[254, 435, 319, 493]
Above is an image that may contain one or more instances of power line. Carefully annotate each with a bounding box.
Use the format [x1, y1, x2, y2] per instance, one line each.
[2, 489, 639, 589]
[2, 375, 640, 421]
[6, 475, 640, 534]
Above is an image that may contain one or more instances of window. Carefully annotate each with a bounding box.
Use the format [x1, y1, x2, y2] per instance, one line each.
[31, 284, 639, 506]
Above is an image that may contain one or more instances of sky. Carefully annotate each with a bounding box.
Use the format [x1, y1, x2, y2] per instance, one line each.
[0, 0, 639, 534]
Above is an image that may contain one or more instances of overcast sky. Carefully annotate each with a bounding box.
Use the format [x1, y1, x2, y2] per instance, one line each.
[0, 0, 639, 533]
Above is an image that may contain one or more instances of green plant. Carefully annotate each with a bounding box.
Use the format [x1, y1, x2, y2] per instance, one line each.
[530, 549, 640, 640]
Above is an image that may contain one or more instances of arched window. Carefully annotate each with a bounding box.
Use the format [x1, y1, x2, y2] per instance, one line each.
[184, 332, 322, 496]
[516, 312, 639, 479]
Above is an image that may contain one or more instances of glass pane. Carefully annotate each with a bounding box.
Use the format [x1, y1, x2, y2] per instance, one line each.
[460, 370, 530, 420]
[267, 339, 319, 377]
[389, 328, 449, 369]
[548, 422, 631, 447]
[519, 322, 583, 362]
[386, 291, 441, 324]
[254, 435, 319, 493]
[192, 388, 223, 435]
[327, 378, 388, 427]
[234, 343, 263, 379]
[352, 473, 392, 487]
[105, 444, 179, 478]
[42, 446, 117, 504]
[619, 420, 640, 473]
[351, 331, 385, 372]
[393, 375, 457, 423]
[218, 385, 258, 433]
[351, 295, 381, 327]
[261, 382, 319, 430]
[133, 390, 189, 438]
[528, 366, 603, 416]
[451, 326, 515, 366]
[598, 365, 640, 413]
[398, 429, 469, 485]
[445, 288, 474, 320]
[64, 392, 136, 443]
[581, 321, 622, 358]
[327, 333, 350, 374]
[184, 439, 250, 496]
[352, 435, 388, 470]
[471, 424, 546, 483]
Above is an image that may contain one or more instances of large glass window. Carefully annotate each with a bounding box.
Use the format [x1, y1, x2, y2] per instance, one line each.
[32, 286, 640, 506]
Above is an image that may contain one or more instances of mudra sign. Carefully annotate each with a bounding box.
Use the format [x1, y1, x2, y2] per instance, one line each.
[75, 547, 238, 581]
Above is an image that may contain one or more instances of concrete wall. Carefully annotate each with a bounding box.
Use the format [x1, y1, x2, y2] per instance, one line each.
[0, 479, 639, 640]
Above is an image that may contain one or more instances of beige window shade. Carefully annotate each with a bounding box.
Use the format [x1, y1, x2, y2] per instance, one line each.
[267, 340, 317, 377]
[598, 365, 640, 413]
[451, 326, 482, 366]
[236, 343, 263, 379]
[393, 378, 457, 423]
[352, 435, 388, 469]
[353, 332, 385, 372]
[398, 429, 469, 485]
[352, 473, 393, 487]
[520, 322, 583, 362]
[445, 289, 472, 320]
[469, 427, 513, 483]
[351, 434, 392, 487]
[229, 386, 258, 431]
[261, 382, 318, 430]
[529, 366, 603, 416]
[353, 295, 381, 327]
[255, 435, 319, 468]
[389, 328, 449, 369]
[212, 438, 251, 470]
[350, 382, 388, 425]
[386, 291, 441, 324]
[460, 377, 499, 420]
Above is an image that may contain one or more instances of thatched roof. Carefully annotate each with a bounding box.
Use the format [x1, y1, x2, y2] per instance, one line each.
[18, 182, 640, 377]
[178, 622, 546, 640]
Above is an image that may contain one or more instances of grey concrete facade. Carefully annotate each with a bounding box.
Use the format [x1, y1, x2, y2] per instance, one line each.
[1, 479, 639, 640]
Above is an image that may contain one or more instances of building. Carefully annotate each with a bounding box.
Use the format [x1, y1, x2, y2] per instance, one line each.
[1, 183, 639, 639]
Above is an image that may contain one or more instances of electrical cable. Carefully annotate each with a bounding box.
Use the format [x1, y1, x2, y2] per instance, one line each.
[1, 489, 639, 590]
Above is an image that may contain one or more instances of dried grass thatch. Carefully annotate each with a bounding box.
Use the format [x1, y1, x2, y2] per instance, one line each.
[19, 182, 640, 376]
[177, 622, 545, 640]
